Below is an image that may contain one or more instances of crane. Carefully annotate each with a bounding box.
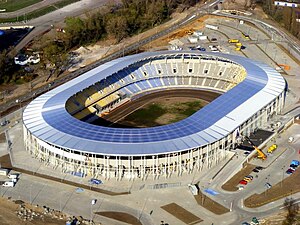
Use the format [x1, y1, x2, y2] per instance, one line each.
[244, 136, 267, 160]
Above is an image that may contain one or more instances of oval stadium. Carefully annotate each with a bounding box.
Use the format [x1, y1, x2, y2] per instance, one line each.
[23, 51, 286, 180]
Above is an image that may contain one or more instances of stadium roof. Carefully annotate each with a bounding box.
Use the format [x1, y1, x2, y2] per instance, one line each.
[23, 51, 286, 156]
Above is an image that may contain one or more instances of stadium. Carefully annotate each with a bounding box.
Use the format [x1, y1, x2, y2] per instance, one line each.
[23, 51, 286, 180]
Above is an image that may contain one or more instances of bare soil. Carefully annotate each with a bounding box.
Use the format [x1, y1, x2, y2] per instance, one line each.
[161, 203, 203, 224]
[0, 197, 65, 225]
[194, 191, 229, 215]
[221, 163, 256, 192]
[141, 15, 211, 51]
[96, 211, 142, 225]
[0, 132, 5, 143]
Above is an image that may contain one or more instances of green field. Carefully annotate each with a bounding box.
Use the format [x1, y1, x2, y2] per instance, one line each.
[0, 0, 42, 12]
[0, 0, 80, 23]
[118, 99, 206, 128]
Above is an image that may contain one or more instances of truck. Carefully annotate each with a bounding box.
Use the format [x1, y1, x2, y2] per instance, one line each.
[2, 181, 15, 187]
[267, 144, 277, 153]
[205, 24, 219, 30]
[228, 39, 239, 43]
[198, 35, 208, 40]
[8, 174, 19, 179]
[0, 168, 8, 176]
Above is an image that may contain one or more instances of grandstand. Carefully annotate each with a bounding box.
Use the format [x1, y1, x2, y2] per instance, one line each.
[23, 51, 286, 180]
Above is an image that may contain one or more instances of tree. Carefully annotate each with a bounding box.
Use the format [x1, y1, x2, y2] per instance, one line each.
[105, 15, 128, 42]
[0, 49, 15, 84]
[282, 197, 299, 225]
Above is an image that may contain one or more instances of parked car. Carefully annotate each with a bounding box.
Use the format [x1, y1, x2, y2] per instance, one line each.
[0, 120, 9, 127]
[239, 180, 248, 185]
[198, 47, 206, 51]
[88, 178, 102, 185]
[255, 166, 264, 170]
[286, 168, 295, 175]
[245, 175, 253, 180]
[238, 186, 244, 190]
[265, 182, 272, 189]
[211, 37, 217, 42]
[243, 177, 252, 182]
[290, 160, 299, 168]
[242, 222, 250, 225]
[252, 168, 260, 173]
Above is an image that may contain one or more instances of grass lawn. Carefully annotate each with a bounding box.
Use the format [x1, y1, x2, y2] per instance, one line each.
[119, 99, 205, 127]
[0, 5, 56, 23]
[0, 0, 80, 23]
[0, 0, 43, 12]
[54, 0, 80, 8]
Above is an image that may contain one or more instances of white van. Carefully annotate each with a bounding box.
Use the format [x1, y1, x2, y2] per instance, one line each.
[8, 174, 18, 179]
[2, 181, 15, 187]
[288, 137, 294, 143]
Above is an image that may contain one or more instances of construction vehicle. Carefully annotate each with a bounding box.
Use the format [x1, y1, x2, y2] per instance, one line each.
[267, 144, 277, 153]
[185, 29, 194, 35]
[244, 136, 267, 160]
[242, 33, 250, 40]
[278, 64, 290, 70]
[228, 39, 239, 43]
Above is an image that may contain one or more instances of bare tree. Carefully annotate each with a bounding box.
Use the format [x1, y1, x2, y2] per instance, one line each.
[282, 197, 299, 225]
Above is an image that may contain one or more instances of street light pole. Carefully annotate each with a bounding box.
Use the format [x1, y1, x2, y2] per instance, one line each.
[281, 166, 285, 188]
[90, 199, 97, 224]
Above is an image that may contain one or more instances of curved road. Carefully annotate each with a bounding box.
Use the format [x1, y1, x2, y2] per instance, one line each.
[0, 0, 221, 115]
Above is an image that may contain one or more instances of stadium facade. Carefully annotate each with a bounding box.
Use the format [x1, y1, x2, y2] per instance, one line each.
[23, 51, 286, 180]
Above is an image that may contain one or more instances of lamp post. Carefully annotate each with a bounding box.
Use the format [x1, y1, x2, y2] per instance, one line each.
[16, 99, 21, 119]
[281, 166, 285, 188]
[90, 199, 97, 224]
[29, 184, 32, 204]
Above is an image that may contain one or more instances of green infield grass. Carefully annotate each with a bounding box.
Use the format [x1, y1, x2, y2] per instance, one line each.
[118, 98, 206, 127]
[0, 0, 43, 12]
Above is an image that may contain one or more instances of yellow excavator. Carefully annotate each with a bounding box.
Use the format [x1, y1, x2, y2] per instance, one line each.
[244, 136, 267, 160]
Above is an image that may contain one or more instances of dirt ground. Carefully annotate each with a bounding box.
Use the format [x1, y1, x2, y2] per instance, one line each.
[161, 203, 203, 225]
[221, 163, 256, 192]
[0, 133, 5, 143]
[194, 191, 229, 215]
[141, 15, 211, 51]
[0, 197, 66, 225]
[96, 211, 142, 225]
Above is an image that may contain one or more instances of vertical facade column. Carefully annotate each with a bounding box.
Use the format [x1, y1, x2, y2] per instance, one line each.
[115, 157, 118, 180]
[143, 157, 146, 180]
[165, 155, 167, 178]
[152, 156, 155, 180]
[179, 152, 182, 176]
[106, 156, 110, 179]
